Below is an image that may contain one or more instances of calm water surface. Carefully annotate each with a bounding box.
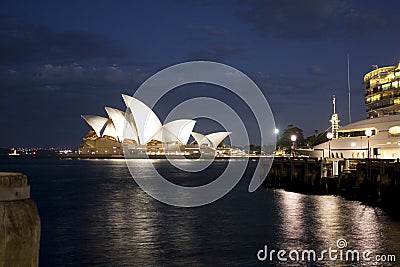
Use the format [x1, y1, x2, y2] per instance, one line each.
[1, 157, 400, 266]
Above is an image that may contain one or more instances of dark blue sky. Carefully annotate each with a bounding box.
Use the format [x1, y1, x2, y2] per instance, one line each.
[1, 0, 400, 147]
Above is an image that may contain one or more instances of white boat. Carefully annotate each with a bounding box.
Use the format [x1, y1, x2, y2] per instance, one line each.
[302, 115, 400, 159]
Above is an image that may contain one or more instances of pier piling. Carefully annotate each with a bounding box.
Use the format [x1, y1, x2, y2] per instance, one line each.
[0, 172, 40, 267]
[263, 157, 400, 209]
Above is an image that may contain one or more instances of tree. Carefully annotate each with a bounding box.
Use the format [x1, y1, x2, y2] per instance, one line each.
[305, 130, 329, 147]
[277, 125, 305, 151]
[304, 129, 320, 147]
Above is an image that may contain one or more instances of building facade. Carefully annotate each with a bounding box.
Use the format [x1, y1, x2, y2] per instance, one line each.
[364, 62, 400, 118]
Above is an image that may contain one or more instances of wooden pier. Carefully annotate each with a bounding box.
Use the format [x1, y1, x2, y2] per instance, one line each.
[264, 157, 400, 210]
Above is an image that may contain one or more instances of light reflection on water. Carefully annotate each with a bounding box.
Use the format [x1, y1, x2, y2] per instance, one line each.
[275, 190, 400, 266]
[0, 158, 400, 266]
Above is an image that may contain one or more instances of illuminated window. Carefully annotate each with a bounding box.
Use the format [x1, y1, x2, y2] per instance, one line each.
[382, 83, 391, 90]
[387, 73, 395, 80]
[338, 129, 376, 138]
[366, 94, 381, 103]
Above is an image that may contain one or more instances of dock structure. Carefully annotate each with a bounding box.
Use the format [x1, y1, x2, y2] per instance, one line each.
[263, 157, 400, 209]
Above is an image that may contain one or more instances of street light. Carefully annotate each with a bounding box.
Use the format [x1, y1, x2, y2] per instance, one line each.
[290, 135, 297, 157]
[326, 132, 333, 158]
[274, 128, 280, 151]
[365, 129, 372, 158]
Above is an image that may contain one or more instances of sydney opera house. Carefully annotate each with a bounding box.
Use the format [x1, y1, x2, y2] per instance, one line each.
[78, 94, 232, 157]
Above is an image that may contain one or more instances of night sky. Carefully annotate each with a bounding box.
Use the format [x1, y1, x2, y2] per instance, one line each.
[1, 0, 400, 148]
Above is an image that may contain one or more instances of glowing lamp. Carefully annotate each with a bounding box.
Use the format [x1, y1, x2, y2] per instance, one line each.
[365, 129, 373, 137]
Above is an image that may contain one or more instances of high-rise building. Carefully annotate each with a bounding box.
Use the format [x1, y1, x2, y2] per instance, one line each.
[364, 62, 400, 118]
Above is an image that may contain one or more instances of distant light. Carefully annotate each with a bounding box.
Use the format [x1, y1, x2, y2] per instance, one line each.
[290, 135, 297, 142]
[326, 132, 333, 140]
[351, 142, 356, 148]
[59, 149, 72, 154]
[274, 128, 279, 134]
[365, 129, 373, 137]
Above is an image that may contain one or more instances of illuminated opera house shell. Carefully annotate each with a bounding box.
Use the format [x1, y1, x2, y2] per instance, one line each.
[80, 94, 230, 155]
[191, 132, 231, 148]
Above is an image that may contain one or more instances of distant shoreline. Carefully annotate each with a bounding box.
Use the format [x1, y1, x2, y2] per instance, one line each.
[57, 153, 266, 160]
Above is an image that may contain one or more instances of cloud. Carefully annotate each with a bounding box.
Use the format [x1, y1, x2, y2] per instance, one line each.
[235, 0, 396, 41]
[183, 24, 241, 61]
[171, 0, 214, 7]
[249, 71, 330, 98]
[308, 64, 326, 76]
[185, 25, 229, 38]
[0, 64, 149, 90]
[187, 43, 241, 61]
[248, 71, 340, 134]
[0, 24, 127, 66]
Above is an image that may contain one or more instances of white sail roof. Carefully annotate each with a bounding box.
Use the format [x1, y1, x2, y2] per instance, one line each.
[161, 119, 196, 144]
[81, 115, 108, 137]
[102, 120, 118, 140]
[205, 132, 231, 148]
[81, 95, 227, 147]
[191, 131, 231, 148]
[191, 132, 206, 146]
[105, 107, 138, 142]
[122, 94, 162, 145]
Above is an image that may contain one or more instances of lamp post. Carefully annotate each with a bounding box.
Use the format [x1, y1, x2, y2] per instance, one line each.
[274, 128, 280, 151]
[365, 129, 372, 159]
[326, 132, 333, 158]
[365, 129, 372, 182]
[290, 134, 297, 157]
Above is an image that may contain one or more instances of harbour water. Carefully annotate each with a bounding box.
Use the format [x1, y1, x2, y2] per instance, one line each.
[1, 157, 400, 266]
